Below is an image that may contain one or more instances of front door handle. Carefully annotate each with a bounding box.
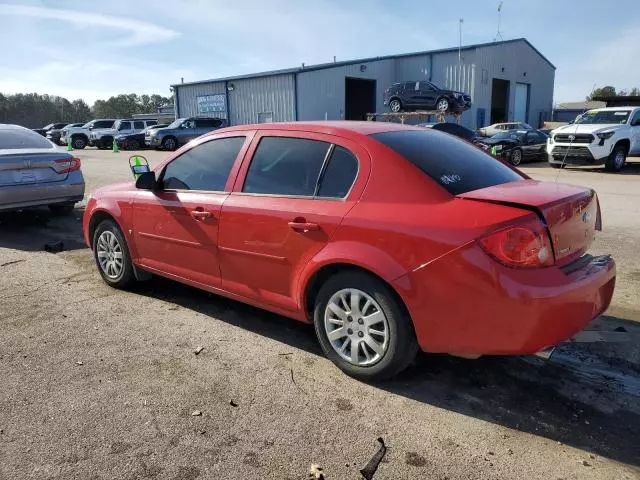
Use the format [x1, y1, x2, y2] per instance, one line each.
[190, 209, 212, 220]
[288, 220, 320, 233]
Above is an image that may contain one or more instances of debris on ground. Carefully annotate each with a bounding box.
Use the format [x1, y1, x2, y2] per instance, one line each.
[278, 352, 293, 356]
[0, 259, 25, 267]
[507, 449, 513, 455]
[229, 400, 238, 407]
[191, 410, 202, 416]
[290, 368, 307, 395]
[308, 464, 325, 479]
[194, 346, 204, 355]
[360, 437, 387, 480]
[581, 460, 591, 467]
[75, 361, 83, 366]
[44, 241, 64, 253]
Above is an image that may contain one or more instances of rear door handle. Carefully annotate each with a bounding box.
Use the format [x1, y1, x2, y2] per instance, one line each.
[190, 209, 212, 220]
[288, 221, 320, 233]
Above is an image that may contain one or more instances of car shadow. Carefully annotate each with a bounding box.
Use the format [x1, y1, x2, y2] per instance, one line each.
[0, 207, 87, 252]
[134, 276, 640, 467]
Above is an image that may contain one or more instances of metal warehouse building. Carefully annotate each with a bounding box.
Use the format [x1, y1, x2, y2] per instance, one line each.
[172, 38, 554, 130]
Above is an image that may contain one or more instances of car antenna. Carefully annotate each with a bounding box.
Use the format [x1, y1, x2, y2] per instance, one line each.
[556, 85, 594, 182]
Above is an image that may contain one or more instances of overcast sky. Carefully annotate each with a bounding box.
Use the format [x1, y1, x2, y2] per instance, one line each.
[0, 0, 638, 104]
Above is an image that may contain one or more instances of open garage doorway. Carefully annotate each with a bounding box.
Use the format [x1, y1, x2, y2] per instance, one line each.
[490, 78, 509, 124]
[345, 78, 376, 120]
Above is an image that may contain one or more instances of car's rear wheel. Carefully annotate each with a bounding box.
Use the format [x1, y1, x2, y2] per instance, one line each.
[436, 97, 449, 112]
[93, 219, 135, 289]
[127, 139, 140, 150]
[509, 148, 523, 166]
[313, 271, 418, 380]
[605, 144, 626, 172]
[98, 140, 110, 150]
[389, 98, 402, 113]
[72, 136, 87, 149]
[162, 136, 178, 151]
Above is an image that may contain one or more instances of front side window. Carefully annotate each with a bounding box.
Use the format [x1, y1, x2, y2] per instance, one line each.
[133, 121, 145, 129]
[95, 120, 114, 129]
[161, 137, 245, 191]
[183, 120, 196, 129]
[371, 130, 522, 195]
[117, 122, 131, 131]
[630, 110, 640, 126]
[317, 146, 358, 198]
[243, 137, 330, 196]
[420, 82, 435, 91]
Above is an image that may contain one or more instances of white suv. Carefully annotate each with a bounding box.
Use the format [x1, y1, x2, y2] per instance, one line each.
[89, 119, 157, 149]
[547, 107, 640, 172]
[60, 119, 116, 150]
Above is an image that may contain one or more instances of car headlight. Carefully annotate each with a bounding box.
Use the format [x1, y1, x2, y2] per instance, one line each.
[453, 93, 462, 99]
[596, 131, 615, 140]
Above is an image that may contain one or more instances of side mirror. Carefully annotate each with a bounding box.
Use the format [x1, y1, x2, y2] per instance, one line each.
[88, 125, 94, 130]
[135, 171, 157, 190]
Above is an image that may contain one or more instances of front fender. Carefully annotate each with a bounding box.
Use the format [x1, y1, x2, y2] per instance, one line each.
[295, 241, 412, 314]
[83, 195, 132, 252]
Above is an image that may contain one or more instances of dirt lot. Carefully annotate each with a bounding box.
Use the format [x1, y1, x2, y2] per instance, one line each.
[1, 149, 639, 480]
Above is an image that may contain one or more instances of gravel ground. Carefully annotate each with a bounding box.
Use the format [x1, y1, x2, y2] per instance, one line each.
[1, 149, 639, 480]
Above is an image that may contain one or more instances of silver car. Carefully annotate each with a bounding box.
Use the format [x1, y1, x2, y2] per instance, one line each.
[0, 124, 85, 213]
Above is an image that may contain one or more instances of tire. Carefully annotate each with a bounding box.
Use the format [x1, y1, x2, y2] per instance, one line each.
[509, 148, 523, 166]
[162, 136, 178, 151]
[98, 141, 110, 150]
[605, 144, 626, 172]
[388, 98, 402, 113]
[92, 219, 135, 289]
[313, 271, 418, 380]
[71, 136, 87, 149]
[436, 97, 450, 112]
[49, 203, 74, 214]
[127, 139, 140, 150]
[550, 163, 562, 169]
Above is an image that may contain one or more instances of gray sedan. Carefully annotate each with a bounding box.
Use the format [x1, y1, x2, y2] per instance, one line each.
[0, 124, 85, 213]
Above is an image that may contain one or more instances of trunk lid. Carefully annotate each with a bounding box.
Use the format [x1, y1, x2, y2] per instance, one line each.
[0, 150, 74, 187]
[458, 179, 599, 266]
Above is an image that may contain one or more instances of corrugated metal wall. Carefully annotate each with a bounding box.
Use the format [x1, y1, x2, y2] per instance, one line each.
[297, 59, 395, 121]
[228, 74, 295, 125]
[174, 40, 554, 130]
[176, 82, 227, 119]
[474, 41, 555, 128]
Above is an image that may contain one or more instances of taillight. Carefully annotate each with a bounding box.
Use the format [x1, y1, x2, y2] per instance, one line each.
[53, 157, 81, 174]
[479, 217, 555, 268]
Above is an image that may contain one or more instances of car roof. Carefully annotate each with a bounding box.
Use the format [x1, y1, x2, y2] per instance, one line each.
[0, 123, 30, 131]
[219, 121, 424, 136]
[586, 107, 636, 112]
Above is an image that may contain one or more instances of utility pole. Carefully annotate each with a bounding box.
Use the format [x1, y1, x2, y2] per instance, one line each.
[458, 18, 464, 63]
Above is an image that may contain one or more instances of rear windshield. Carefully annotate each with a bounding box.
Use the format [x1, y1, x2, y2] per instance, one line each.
[370, 130, 523, 195]
[0, 129, 52, 150]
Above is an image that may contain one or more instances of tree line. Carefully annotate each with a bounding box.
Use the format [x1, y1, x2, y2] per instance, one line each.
[0, 93, 173, 128]
[586, 86, 640, 101]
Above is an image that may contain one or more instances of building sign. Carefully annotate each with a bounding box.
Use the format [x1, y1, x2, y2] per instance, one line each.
[197, 94, 226, 115]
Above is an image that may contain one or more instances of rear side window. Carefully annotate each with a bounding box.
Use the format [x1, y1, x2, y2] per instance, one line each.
[117, 122, 132, 131]
[147, 120, 157, 126]
[317, 146, 358, 198]
[243, 137, 329, 196]
[371, 130, 522, 195]
[162, 136, 245, 191]
[197, 119, 224, 128]
[0, 129, 52, 149]
[134, 121, 145, 129]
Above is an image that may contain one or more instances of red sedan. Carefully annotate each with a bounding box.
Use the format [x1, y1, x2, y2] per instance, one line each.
[83, 122, 615, 380]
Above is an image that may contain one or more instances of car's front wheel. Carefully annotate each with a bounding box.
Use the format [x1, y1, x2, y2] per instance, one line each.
[436, 97, 450, 112]
[313, 271, 418, 380]
[509, 148, 523, 166]
[71, 136, 87, 149]
[93, 219, 135, 289]
[605, 144, 626, 172]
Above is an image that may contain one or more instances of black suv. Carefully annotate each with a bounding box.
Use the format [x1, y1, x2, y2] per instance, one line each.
[383, 81, 472, 113]
[145, 117, 227, 151]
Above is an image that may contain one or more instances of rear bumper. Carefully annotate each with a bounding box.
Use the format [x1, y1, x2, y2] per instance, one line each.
[0, 173, 85, 211]
[392, 244, 616, 355]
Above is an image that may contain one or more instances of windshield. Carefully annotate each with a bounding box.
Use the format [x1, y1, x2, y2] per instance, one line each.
[491, 131, 524, 140]
[42, 123, 54, 129]
[576, 110, 631, 124]
[166, 118, 186, 128]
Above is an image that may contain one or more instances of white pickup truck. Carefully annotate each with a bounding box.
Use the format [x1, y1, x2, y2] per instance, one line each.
[60, 119, 116, 150]
[547, 106, 640, 172]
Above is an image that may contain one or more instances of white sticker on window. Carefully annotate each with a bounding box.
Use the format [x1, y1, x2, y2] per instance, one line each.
[614, 112, 628, 116]
[440, 174, 461, 185]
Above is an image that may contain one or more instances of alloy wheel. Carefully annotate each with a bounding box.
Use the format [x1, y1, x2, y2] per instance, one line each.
[511, 149, 522, 165]
[389, 100, 401, 113]
[437, 99, 449, 111]
[324, 288, 390, 366]
[96, 231, 124, 279]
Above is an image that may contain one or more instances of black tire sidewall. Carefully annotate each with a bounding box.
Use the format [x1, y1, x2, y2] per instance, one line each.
[437, 97, 449, 111]
[605, 145, 626, 172]
[72, 137, 86, 149]
[510, 148, 522, 165]
[92, 219, 135, 288]
[389, 99, 402, 112]
[163, 137, 177, 151]
[313, 271, 418, 381]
